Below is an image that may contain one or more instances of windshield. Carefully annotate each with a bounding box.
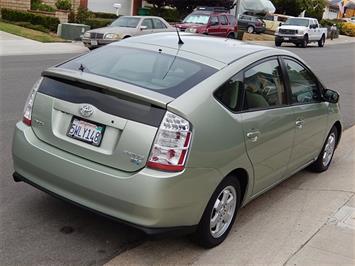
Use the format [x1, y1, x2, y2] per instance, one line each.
[284, 18, 310, 27]
[110, 17, 140, 28]
[60, 46, 217, 98]
[183, 14, 210, 24]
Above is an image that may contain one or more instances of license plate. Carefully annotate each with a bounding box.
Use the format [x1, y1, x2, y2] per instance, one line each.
[67, 117, 105, 147]
[91, 40, 98, 46]
[284, 37, 289, 41]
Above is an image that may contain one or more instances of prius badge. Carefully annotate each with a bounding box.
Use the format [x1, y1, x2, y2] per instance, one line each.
[79, 104, 95, 118]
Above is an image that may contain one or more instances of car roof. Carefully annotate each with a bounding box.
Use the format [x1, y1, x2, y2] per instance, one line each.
[115, 32, 276, 66]
[122, 15, 165, 19]
[189, 11, 230, 16]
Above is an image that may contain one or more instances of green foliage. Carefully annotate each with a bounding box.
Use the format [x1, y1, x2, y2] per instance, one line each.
[149, 7, 180, 22]
[270, 0, 303, 16]
[85, 18, 114, 29]
[75, 6, 94, 23]
[0, 8, 60, 32]
[9, 21, 50, 33]
[31, 0, 56, 12]
[303, 0, 326, 21]
[91, 12, 117, 19]
[271, 0, 326, 20]
[55, 0, 72, 11]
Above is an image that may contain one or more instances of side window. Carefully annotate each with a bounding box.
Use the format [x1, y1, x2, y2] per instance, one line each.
[220, 15, 228, 25]
[243, 59, 286, 110]
[210, 16, 219, 26]
[284, 59, 321, 104]
[141, 19, 153, 29]
[214, 73, 243, 112]
[152, 18, 167, 29]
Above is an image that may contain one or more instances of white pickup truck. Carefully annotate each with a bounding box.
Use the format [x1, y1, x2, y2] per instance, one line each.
[275, 17, 327, 48]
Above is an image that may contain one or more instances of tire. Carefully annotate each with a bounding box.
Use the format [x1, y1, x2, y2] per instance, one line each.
[194, 176, 241, 248]
[301, 35, 308, 48]
[247, 26, 255, 34]
[275, 40, 282, 47]
[318, 34, 325, 47]
[309, 126, 338, 172]
[227, 33, 236, 39]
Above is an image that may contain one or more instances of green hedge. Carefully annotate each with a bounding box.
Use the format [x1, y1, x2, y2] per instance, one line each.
[149, 7, 180, 22]
[92, 12, 117, 19]
[1, 8, 60, 32]
[85, 18, 114, 29]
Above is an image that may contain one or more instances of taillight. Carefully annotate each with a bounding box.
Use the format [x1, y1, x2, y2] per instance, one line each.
[23, 77, 42, 126]
[147, 111, 192, 172]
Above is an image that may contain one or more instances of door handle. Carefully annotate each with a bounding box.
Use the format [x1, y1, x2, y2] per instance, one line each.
[296, 119, 304, 129]
[247, 130, 261, 142]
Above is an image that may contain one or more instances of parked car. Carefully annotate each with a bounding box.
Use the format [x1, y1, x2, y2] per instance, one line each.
[82, 15, 173, 49]
[176, 6, 237, 38]
[238, 14, 266, 33]
[13, 32, 342, 248]
[275, 17, 327, 48]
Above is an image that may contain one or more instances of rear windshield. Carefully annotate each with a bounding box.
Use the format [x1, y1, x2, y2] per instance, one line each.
[60, 46, 217, 98]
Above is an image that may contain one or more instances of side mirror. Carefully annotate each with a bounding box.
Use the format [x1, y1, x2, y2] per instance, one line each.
[323, 89, 339, 104]
[140, 25, 148, 31]
[279, 22, 283, 26]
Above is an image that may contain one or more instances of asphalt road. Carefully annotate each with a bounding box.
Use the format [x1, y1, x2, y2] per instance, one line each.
[0, 43, 354, 265]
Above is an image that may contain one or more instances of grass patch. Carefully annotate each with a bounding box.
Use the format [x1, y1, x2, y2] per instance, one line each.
[0, 21, 65, 42]
[243, 32, 275, 42]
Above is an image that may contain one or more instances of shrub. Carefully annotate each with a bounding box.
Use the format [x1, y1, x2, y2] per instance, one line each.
[31, 0, 56, 12]
[10, 21, 50, 33]
[341, 22, 355, 37]
[75, 6, 94, 24]
[85, 18, 114, 29]
[55, 0, 71, 11]
[1, 8, 60, 32]
[92, 12, 117, 19]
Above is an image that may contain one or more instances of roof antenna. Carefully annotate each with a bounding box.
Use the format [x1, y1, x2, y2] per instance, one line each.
[176, 27, 184, 45]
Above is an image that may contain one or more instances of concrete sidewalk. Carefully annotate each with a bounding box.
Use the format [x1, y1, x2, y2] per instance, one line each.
[106, 126, 355, 265]
[0, 31, 88, 56]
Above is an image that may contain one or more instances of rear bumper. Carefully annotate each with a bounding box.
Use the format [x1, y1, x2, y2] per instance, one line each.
[12, 122, 220, 231]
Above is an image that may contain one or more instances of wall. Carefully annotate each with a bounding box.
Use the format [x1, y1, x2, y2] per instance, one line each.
[0, 0, 30, 11]
[88, 0, 131, 15]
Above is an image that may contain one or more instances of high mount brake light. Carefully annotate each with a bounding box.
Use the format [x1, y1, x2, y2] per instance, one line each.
[23, 78, 42, 126]
[147, 111, 192, 172]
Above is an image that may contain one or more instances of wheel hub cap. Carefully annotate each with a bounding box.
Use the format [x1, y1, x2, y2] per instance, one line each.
[322, 133, 336, 167]
[210, 186, 237, 238]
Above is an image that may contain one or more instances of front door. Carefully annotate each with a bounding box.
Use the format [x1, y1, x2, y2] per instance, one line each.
[207, 15, 221, 36]
[282, 58, 328, 172]
[241, 58, 295, 195]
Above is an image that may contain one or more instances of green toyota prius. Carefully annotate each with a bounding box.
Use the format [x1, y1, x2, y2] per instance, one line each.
[12, 32, 342, 248]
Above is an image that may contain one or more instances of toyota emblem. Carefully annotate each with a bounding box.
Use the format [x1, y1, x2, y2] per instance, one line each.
[79, 104, 94, 118]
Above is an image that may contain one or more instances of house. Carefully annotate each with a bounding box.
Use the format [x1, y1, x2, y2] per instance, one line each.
[87, 0, 145, 15]
[323, 0, 340, 19]
[0, 0, 83, 11]
[325, 0, 355, 18]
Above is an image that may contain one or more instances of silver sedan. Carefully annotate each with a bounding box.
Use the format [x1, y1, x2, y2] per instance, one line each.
[82, 16, 174, 49]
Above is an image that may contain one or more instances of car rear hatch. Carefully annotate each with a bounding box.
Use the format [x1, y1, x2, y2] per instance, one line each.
[31, 68, 173, 172]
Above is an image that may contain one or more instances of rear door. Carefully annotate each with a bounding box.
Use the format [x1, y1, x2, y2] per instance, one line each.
[241, 58, 295, 194]
[281, 57, 328, 173]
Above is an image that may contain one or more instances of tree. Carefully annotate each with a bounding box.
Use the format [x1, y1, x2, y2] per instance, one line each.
[271, 0, 326, 20]
[146, 0, 169, 14]
[302, 0, 326, 21]
[168, 0, 234, 18]
[270, 0, 304, 17]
